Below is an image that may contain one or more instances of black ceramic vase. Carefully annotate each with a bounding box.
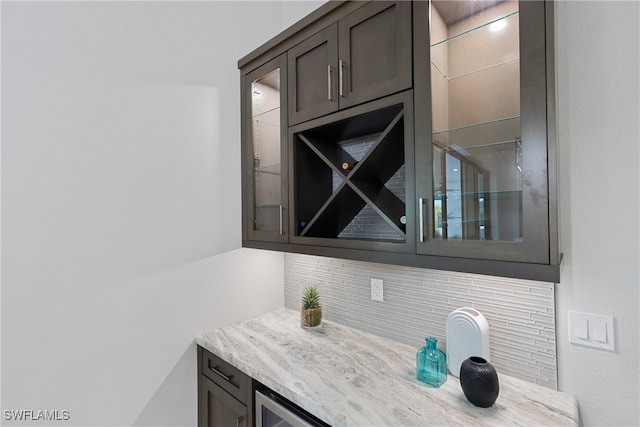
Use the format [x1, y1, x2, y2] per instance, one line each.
[459, 356, 499, 408]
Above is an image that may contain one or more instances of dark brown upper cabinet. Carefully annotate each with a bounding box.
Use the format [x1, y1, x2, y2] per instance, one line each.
[288, 24, 339, 126]
[288, 1, 412, 126]
[242, 54, 289, 243]
[413, 0, 558, 266]
[338, 1, 412, 109]
[289, 90, 415, 254]
[238, 1, 560, 282]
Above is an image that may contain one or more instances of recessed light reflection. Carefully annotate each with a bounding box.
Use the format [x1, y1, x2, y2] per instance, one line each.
[489, 19, 507, 32]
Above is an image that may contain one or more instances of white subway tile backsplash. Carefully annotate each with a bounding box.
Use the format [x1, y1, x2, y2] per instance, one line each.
[284, 253, 557, 389]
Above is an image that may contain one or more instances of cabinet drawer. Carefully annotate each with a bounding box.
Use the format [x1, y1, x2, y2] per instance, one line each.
[201, 348, 251, 403]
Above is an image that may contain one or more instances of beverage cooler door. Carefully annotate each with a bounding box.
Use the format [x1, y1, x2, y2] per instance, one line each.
[255, 390, 324, 427]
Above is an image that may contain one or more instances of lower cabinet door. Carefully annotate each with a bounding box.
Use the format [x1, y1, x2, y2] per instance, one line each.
[199, 376, 248, 427]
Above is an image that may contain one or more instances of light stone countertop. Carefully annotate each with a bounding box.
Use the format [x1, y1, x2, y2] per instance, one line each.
[196, 308, 579, 427]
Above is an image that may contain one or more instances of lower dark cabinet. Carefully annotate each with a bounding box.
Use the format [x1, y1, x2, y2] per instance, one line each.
[199, 378, 248, 427]
[197, 346, 253, 427]
[198, 345, 330, 427]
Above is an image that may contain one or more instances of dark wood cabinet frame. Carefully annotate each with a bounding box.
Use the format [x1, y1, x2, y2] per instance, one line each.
[239, 1, 561, 283]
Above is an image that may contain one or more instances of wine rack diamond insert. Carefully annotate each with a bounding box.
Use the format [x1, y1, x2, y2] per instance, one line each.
[293, 102, 407, 242]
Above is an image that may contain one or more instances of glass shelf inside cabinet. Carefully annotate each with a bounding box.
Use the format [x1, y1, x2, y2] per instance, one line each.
[429, 2, 519, 62]
[432, 116, 521, 150]
[294, 104, 406, 242]
[430, 0, 523, 243]
[252, 68, 282, 233]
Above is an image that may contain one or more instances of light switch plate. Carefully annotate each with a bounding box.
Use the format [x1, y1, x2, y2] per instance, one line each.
[370, 278, 383, 302]
[568, 311, 615, 351]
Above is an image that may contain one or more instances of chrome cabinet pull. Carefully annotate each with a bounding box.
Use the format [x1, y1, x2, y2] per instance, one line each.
[339, 59, 345, 97]
[327, 65, 334, 101]
[279, 204, 284, 235]
[211, 366, 232, 382]
[419, 197, 426, 242]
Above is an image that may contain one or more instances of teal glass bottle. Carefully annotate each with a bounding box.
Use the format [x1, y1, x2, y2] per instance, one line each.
[416, 336, 447, 387]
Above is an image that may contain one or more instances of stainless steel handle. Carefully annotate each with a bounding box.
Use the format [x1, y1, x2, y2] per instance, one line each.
[279, 204, 284, 235]
[419, 197, 425, 242]
[236, 415, 245, 427]
[327, 65, 334, 101]
[339, 60, 345, 97]
[211, 366, 232, 382]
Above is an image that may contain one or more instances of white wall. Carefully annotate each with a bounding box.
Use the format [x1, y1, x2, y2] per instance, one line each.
[1, 2, 287, 426]
[281, 0, 326, 27]
[555, 1, 640, 426]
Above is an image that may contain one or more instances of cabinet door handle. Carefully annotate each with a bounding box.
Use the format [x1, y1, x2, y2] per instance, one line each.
[327, 65, 334, 101]
[211, 366, 232, 382]
[419, 197, 427, 242]
[339, 59, 345, 97]
[279, 204, 284, 235]
[236, 415, 245, 427]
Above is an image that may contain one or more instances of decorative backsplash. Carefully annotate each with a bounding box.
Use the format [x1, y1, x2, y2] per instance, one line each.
[284, 253, 557, 389]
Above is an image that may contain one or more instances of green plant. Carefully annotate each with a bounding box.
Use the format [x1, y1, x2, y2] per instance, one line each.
[301, 286, 320, 309]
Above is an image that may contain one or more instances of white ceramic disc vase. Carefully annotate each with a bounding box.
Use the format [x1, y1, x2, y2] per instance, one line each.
[446, 307, 490, 377]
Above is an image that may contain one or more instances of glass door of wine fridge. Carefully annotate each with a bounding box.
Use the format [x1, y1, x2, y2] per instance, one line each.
[255, 390, 326, 427]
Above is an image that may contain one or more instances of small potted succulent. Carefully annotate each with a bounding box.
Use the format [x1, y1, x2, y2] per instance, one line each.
[300, 286, 322, 328]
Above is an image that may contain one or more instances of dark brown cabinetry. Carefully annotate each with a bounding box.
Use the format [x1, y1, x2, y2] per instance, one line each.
[197, 346, 252, 427]
[288, 1, 412, 125]
[290, 90, 414, 253]
[242, 54, 288, 243]
[337, 1, 412, 109]
[288, 24, 338, 125]
[413, 0, 556, 265]
[238, 1, 560, 282]
[199, 378, 247, 427]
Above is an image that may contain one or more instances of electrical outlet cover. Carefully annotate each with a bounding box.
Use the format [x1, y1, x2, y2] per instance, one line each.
[371, 278, 383, 302]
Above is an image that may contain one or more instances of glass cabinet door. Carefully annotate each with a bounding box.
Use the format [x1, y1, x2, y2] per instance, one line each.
[244, 54, 288, 242]
[415, 1, 550, 263]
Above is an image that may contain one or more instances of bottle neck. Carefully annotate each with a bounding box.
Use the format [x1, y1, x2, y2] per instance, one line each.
[426, 337, 437, 350]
